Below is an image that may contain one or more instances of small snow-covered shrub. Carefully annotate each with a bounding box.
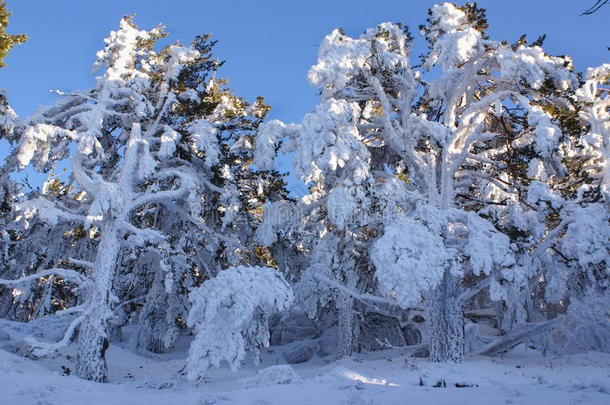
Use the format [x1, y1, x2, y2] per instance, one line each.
[186, 266, 293, 381]
[240, 365, 303, 388]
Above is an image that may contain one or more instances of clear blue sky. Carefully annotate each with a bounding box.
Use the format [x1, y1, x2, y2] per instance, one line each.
[1, 0, 608, 191]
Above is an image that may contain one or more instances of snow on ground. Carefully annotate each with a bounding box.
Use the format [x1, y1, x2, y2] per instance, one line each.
[0, 338, 609, 405]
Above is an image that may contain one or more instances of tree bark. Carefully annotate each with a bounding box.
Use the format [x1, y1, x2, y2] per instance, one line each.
[76, 222, 119, 382]
[76, 320, 109, 382]
[337, 291, 355, 358]
[427, 270, 464, 362]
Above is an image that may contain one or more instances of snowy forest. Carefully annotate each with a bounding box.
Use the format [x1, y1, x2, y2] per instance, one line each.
[0, 2, 608, 404]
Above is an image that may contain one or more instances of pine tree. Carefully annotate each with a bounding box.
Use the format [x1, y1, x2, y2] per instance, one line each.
[0, 17, 277, 381]
[113, 31, 283, 354]
[256, 2, 578, 362]
[0, 0, 31, 322]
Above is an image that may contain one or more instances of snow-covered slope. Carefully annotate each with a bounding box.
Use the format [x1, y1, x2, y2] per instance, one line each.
[1, 342, 608, 405]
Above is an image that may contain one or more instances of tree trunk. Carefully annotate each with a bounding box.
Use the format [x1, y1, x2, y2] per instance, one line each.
[427, 270, 464, 362]
[76, 222, 119, 382]
[337, 291, 355, 358]
[76, 319, 109, 382]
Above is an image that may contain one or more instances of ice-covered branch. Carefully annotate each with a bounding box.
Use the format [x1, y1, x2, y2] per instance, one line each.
[18, 197, 89, 227]
[120, 220, 166, 243]
[532, 217, 573, 259]
[477, 316, 565, 356]
[442, 53, 488, 129]
[458, 278, 491, 303]
[0, 268, 88, 287]
[452, 91, 514, 152]
[71, 153, 100, 198]
[201, 177, 224, 194]
[56, 304, 88, 316]
[25, 314, 86, 356]
[364, 71, 404, 155]
[126, 169, 192, 214]
[68, 258, 94, 269]
[314, 274, 414, 309]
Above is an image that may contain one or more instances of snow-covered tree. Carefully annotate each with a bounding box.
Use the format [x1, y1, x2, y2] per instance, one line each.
[0, 17, 275, 381]
[107, 31, 278, 354]
[524, 64, 610, 352]
[256, 2, 579, 362]
[575, 64, 610, 198]
[186, 265, 293, 381]
[255, 95, 415, 357]
[477, 63, 609, 351]
[0, 175, 93, 321]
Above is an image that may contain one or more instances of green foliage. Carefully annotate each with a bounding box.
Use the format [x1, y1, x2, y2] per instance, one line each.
[421, 2, 488, 38]
[457, 2, 488, 38]
[0, 0, 27, 68]
[374, 23, 414, 49]
[397, 23, 415, 47]
[505, 33, 547, 51]
[418, 2, 489, 64]
[117, 18, 288, 274]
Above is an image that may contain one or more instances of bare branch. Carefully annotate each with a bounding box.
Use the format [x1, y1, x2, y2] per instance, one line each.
[582, 0, 608, 15]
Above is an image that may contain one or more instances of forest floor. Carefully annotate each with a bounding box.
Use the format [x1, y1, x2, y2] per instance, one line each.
[1, 334, 609, 405]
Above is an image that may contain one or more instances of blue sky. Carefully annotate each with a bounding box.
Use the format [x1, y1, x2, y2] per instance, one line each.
[1, 0, 608, 191]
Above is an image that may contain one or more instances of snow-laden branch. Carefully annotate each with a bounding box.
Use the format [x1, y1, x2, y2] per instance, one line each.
[120, 220, 166, 243]
[451, 90, 514, 152]
[68, 258, 94, 269]
[71, 153, 100, 198]
[458, 278, 491, 303]
[18, 197, 90, 227]
[314, 273, 417, 309]
[201, 177, 225, 194]
[477, 316, 565, 356]
[126, 169, 193, 214]
[24, 314, 86, 356]
[0, 268, 89, 287]
[442, 51, 487, 129]
[164, 202, 242, 248]
[455, 171, 518, 194]
[187, 266, 293, 380]
[364, 71, 406, 156]
[532, 217, 573, 259]
[191, 218, 242, 247]
[448, 129, 499, 180]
